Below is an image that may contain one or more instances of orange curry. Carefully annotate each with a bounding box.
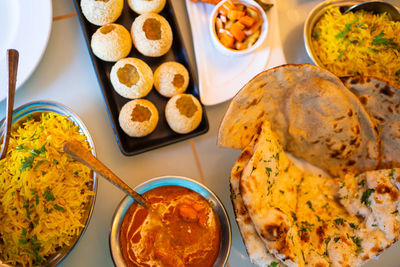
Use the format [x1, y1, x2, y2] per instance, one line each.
[119, 186, 221, 267]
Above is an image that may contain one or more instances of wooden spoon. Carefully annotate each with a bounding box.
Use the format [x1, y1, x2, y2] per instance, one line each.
[0, 49, 19, 160]
[63, 139, 149, 208]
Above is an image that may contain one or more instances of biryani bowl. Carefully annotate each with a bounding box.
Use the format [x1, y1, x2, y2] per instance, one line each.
[0, 101, 97, 266]
[110, 176, 231, 267]
[304, 0, 400, 86]
[304, 0, 364, 68]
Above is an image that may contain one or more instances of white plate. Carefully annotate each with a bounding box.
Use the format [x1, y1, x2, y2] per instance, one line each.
[0, 0, 52, 102]
[186, 0, 286, 106]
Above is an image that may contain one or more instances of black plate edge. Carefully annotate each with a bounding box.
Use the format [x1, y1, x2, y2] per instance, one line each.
[72, 0, 209, 156]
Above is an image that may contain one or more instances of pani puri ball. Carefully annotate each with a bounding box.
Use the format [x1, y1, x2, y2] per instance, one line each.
[165, 94, 202, 134]
[81, 0, 123, 26]
[127, 0, 166, 14]
[91, 24, 132, 62]
[154, 62, 189, 98]
[131, 13, 173, 57]
[119, 99, 159, 137]
[110, 58, 154, 99]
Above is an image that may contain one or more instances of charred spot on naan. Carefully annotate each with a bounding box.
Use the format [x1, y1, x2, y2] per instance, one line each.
[261, 220, 289, 242]
[342, 76, 400, 168]
[375, 184, 399, 202]
[380, 85, 395, 97]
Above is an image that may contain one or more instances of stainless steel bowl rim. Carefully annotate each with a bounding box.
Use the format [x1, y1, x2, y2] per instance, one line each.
[109, 175, 232, 267]
[0, 100, 98, 266]
[303, 0, 391, 68]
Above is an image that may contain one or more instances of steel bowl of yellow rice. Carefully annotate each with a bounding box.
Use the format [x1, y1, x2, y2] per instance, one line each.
[304, 0, 400, 86]
[0, 101, 97, 266]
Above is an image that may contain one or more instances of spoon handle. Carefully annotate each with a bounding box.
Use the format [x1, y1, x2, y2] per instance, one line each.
[0, 49, 19, 160]
[63, 139, 148, 208]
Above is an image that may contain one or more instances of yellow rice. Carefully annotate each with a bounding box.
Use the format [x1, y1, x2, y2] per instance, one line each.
[312, 6, 400, 85]
[0, 112, 94, 266]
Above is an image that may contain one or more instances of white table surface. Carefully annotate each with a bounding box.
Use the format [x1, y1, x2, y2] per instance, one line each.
[0, 0, 399, 266]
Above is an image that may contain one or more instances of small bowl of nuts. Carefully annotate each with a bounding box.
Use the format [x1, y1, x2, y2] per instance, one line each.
[209, 0, 268, 56]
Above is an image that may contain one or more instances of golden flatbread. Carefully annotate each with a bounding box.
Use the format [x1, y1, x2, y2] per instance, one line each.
[341, 76, 400, 169]
[218, 64, 380, 177]
[238, 121, 400, 266]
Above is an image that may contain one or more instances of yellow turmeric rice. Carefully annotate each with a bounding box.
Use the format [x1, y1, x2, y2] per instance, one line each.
[0, 112, 94, 266]
[312, 6, 400, 85]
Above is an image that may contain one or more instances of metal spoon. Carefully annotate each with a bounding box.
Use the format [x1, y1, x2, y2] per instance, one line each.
[63, 139, 148, 208]
[344, 1, 400, 21]
[0, 49, 19, 160]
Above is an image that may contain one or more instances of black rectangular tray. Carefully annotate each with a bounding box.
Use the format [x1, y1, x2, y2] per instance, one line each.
[73, 0, 209, 156]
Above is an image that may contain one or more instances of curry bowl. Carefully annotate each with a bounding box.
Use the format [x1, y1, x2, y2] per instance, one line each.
[0, 101, 97, 266]
[110, 176, 232, 267]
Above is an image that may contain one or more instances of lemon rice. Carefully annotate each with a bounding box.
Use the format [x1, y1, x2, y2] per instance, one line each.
[312, 6, 400, 85]
[0, 112, 94, 266]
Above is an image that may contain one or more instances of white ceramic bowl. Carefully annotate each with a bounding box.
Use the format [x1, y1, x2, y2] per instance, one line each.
[209, 0, 268, 56]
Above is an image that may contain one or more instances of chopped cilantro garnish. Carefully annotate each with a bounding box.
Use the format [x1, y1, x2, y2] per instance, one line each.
[351, 235, 362, 248]
[284, 165, 289, 172]
[372, 31, 386, 45]
[265, 167, 272, 177]
[361, 188, 375, 206]
[43, 189, 55, 202]
[336, 21, 355, 39]
[45, 207, 53, 214]
[23, 200, 32, 219]
[389, 169, 395, 179]
[324, 237, 331, 256]
[306, 200, 314, 211]
[299, 221, 314, 235]
[334, 218, 345, 225]
[337, 50, 345, 60]
[21, 156, 35, 172]
[16, 144, 30, 151]
[313, 29, 321, 40]
[30, 235, 43, 264]
[54, 204, 65, 213]
[322, 203, 329, 212]
[268, 262, 279, 267]
[292, 212, 297, 222]
[334, 237, 340, 243]
[349, 223, 358, 229]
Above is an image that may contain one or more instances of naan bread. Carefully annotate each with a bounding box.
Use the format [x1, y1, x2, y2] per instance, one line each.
[230, 136, 281, 266]
[341, 76, 400, 169]
[218, 64, 380, 177]
[239, 121, 400, 266]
